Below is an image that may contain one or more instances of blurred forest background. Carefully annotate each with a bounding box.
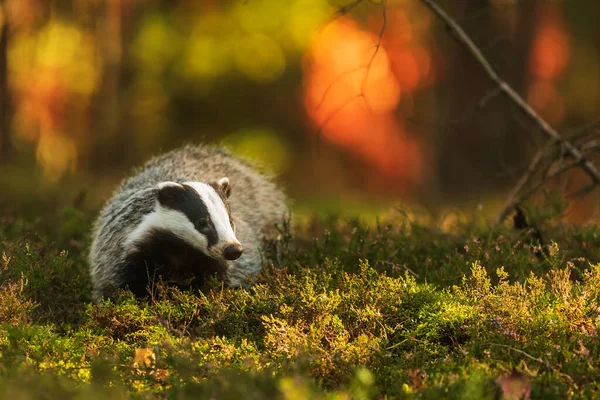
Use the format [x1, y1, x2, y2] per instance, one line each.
[0, 0, 599, 221]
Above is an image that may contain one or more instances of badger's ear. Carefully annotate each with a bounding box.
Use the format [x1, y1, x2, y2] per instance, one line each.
[157, 181, 184, 207]
[216, 177, 231, 198]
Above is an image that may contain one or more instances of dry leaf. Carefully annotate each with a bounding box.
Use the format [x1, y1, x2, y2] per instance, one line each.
[495, 370, 531, 400]
[132, 348, 156, 369]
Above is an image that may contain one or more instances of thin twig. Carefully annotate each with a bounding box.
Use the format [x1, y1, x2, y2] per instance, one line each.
[378, 260, 419, 278]
[489, 343, 547, 366]
[314, 66, 367, 112]
[489, 343, 575, 385]
[315, 94, 363, 137]
[581, 140, 600, 153]
[361, 0, 387, 112]
[313, 1, 368, 113]
[314, 0, 388, 137]
[568, 182, 599, 199]
[418, 0, 600, 222]
[497, 150, 591, 222]
[496, 143, 556, 223]
[563, 117, 600, 141]
[381, 246, 419, 277]
[317, 0, 364, 33]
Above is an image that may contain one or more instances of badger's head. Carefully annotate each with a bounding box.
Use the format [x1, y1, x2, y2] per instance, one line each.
[126, 177, 243, 261]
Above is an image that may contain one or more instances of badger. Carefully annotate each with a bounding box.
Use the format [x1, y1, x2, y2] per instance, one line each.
[89, 144, 288, 303]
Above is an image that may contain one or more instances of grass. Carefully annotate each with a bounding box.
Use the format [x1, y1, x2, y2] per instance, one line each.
[1, 191, 600, 399]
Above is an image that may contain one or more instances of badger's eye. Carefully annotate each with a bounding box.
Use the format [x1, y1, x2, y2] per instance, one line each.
[195, 219, 208, 230]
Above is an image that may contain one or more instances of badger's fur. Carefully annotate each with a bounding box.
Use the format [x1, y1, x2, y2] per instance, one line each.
[89, 144, 288, 302]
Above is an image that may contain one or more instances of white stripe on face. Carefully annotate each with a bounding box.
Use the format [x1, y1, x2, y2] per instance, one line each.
[184, 182, 240, 248]
[123, 182, 240, 260]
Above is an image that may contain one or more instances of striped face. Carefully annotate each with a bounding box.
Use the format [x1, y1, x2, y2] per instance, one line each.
[125, 178, 243, 261]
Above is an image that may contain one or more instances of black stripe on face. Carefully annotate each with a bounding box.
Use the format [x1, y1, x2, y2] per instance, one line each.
[157, 183, 218, 248]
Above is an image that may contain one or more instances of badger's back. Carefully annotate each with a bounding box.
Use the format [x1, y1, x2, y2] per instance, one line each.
[121, 146, 287, 229]
[89, 144, 288, 302]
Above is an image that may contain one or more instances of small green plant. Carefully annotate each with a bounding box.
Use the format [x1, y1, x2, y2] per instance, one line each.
[1, 203, 600, 398]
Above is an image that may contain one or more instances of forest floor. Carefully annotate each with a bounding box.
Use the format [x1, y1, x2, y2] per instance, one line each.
[1, 190, 599, 399]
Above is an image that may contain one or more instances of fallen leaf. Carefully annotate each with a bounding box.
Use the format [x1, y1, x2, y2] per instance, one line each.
[133, 348, 156, 369]
[495, 370, 531, 400]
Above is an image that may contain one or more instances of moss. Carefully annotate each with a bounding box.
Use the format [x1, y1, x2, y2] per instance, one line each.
[1, 202, 600, 398]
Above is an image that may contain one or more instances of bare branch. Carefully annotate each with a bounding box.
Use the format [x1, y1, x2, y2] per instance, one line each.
[495, 137, 564, 223]
[496, 148, 591, 223]
[568, 182, 599, 199]
[418, 0, 600, 222]
[497, 149, 548, 223]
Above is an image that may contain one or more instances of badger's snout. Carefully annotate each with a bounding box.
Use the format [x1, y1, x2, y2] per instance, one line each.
[223, 243, 243, 260]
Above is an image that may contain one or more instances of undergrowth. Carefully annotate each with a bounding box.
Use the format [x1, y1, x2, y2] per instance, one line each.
[0, 200, 600, 399]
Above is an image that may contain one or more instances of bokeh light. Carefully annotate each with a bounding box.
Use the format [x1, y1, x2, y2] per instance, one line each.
[527, 3, 570, 126]
[233, 34, 286, 83]
[9, 17, 98, 181]
[303, 10, 434, 191]
[1, 0, 599, 220]
[181, 34, 232, 80]
[221, 128, 289, 173]
[288, 0, 330, 49]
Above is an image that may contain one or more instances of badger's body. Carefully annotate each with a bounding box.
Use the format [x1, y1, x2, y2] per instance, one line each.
[89, 145, 288, 302]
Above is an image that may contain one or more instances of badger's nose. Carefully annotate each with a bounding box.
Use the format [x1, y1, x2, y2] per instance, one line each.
[223, 244, 243, 260]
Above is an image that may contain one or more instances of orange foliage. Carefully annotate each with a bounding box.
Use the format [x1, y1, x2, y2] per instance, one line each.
[527, 4, 570, 126]
[16, 70, 68, 140]
[389, 49, 420, 91]
[304, 11, 434, 191]
[529, 5, 570, 81]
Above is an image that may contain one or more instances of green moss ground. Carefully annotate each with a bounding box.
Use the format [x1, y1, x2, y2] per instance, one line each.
[1, 194, 600, 399]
